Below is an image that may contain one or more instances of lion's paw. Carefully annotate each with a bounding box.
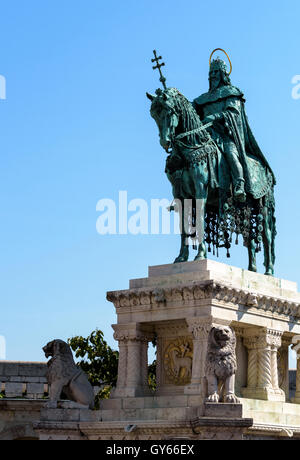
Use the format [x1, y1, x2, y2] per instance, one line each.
[224, 393, 240, 404]
[206, 392, 219, 403]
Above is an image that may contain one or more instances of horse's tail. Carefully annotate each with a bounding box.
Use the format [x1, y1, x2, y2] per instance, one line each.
[270, 200, 276, 267]
[266, 186, 276, 267]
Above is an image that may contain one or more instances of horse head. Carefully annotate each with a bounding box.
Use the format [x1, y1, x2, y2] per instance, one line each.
[146, 88, 180, 153]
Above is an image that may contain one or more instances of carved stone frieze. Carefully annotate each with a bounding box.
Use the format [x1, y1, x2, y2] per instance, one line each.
[107, 280, 300, 322]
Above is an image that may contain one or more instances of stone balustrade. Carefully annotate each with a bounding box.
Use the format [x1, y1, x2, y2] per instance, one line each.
[0, 361, 48, 399]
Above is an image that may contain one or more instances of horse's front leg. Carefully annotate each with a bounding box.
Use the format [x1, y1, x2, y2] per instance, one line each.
[193, 167, 208, 261]
[174, 199, 189, 264]
[248, 238, 257, 272]
[174, 233, 189, 263]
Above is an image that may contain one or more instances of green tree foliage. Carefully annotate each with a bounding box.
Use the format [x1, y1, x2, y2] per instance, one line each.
[148, 360, 156, 391]
[68, 329, 157, 402]
[68, 329, 119, 400]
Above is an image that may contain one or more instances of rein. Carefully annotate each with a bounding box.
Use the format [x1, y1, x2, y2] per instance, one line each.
[175, 121, 213, 141]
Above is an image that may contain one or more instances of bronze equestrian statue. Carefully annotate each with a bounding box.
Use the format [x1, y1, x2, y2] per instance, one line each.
[147, 49, 276, 276]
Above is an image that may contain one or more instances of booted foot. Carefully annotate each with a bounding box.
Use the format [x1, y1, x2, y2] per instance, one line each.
[234, 180, 246, 203]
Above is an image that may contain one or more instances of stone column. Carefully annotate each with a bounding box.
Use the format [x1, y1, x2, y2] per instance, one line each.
[293, 357, 300, 404]
[112, 323, 153, 398]
[292, 336, 300, 404]
[233, 327, 247, 397]
[184, 318, 212, 396]
[114, 338, 128, 396]
[242, 327, 285, 402]
[140, 339, 152, 396]
[278, 336, 291, 400]
[246, 348, 258, 389]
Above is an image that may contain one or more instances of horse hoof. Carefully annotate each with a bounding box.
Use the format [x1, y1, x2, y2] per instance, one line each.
[265, 270, 274, 277]
[194, 255, 206, 261]
[248, 266, 257, 273]
[174, 256, 188, 264]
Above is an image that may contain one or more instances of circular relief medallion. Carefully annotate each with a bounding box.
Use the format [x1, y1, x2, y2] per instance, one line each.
[164, 338, 193, 385]
[205, 143, 217, 155]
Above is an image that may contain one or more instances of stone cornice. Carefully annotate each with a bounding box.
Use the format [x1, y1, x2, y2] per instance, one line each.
[79, 421, 193, 438]
[247, 423, 300, 438]
[107, 280, 300, 322]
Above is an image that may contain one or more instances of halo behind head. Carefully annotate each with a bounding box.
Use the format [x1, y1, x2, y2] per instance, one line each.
[209, 48, 232, 75]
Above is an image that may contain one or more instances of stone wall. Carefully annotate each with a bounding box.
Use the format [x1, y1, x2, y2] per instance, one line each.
[0, 400, 44, 440]
[0, 361, 48, 399]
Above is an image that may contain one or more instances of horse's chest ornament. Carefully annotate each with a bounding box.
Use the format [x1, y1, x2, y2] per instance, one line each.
[182, 141, 218, 167]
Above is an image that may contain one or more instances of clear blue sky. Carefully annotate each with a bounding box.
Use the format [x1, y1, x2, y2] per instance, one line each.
[0, 1, 299, 366]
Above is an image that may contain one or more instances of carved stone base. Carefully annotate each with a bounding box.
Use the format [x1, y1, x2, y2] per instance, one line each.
[242, 388, 285, 402]
[112, 386, 150, 398]
[32, 398, 300, 440]
[292, 392, 300, 404]
[184, 384, 203, 396]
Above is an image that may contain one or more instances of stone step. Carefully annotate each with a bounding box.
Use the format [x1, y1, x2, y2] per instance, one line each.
[100, 395, 202, 411]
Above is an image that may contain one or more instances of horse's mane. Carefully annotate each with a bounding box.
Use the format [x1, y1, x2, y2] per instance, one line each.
[170, 88, 205, 145]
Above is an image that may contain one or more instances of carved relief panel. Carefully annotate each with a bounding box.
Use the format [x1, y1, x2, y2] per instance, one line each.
[156, 321, 193, 394]
[163, 337, 193, 386]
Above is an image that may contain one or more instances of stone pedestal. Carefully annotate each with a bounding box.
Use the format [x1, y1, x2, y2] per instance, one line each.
[107, 259, 300, 405]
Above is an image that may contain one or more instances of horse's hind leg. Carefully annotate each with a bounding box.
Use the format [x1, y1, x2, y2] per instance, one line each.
[174, 233, 189, 263]
[195, 241, 207, 261]
[194, 180, 208, 261]
[262, 206, 275, 276]
[248, 238, 257, 272]
[174, 200, 189, 263]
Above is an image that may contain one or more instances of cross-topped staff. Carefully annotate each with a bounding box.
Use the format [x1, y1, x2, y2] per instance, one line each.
[151, 50, 167, 90]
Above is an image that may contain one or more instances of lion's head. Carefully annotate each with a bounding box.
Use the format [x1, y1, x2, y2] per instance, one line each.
[210, 326, 235, 350]
[43, 339, 73, 360]
[43, 339, 77, 384]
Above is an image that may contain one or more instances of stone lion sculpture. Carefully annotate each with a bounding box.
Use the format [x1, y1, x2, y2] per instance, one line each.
[205, 326, 239, 404]
[43, 339, 95, 409]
